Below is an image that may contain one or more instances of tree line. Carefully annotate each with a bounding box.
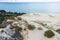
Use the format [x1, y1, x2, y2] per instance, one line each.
[0, 10, 26, 24]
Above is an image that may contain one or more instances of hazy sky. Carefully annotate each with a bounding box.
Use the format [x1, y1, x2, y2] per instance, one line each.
[0, 2, 60, 13]
[0, 0, 60, 2]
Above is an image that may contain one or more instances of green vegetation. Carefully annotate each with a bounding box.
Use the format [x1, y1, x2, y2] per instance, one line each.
[38, 27, 42, 30]
[0, 10, 26, 28]
[0, 24, 6, 28]
[0, 10, 6, 13]
[40, 23, 50, 29]
[12, 25, 22, 31]
[40, 23, 47, 26]
[40, 23, 54, 30]
[17, 27, 22, 31]
[44, 30, 55, 38]
[17, 13, 26, 16]
[27, 24, 35, 30]
[17, 17, 22, 20]
[56, 29, 60, 34]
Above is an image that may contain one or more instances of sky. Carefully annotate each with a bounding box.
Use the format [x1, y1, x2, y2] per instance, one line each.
[0, 0, 60, 2]
[0, 2, 60, 13]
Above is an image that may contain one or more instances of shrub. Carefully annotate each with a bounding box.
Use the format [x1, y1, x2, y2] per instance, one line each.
[44, 30, 55, 38]
[17, 17, 22, 20]
[13, 26, 22, 32]
[56, 29, 60, 34]
[27, 24, 35, 30]
[17, 27, 22, 31]
[0, 24, 6, 28]
[38, 27, 42, 30]
[17, 13, 26, 16]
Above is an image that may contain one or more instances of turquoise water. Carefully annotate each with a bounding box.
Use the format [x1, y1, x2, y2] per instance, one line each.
[0, 2, 60, 13]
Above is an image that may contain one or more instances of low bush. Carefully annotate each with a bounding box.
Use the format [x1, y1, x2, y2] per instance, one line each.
[27, 24, 35, 30]
[44, 30, 55, 38]
[56, 29, 60, 34]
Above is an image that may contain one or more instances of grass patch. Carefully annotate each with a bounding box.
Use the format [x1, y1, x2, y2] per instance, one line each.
[27, 24, 35, 30]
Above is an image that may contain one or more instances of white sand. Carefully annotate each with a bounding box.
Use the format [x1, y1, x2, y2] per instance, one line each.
[17, 13, 60, 40]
